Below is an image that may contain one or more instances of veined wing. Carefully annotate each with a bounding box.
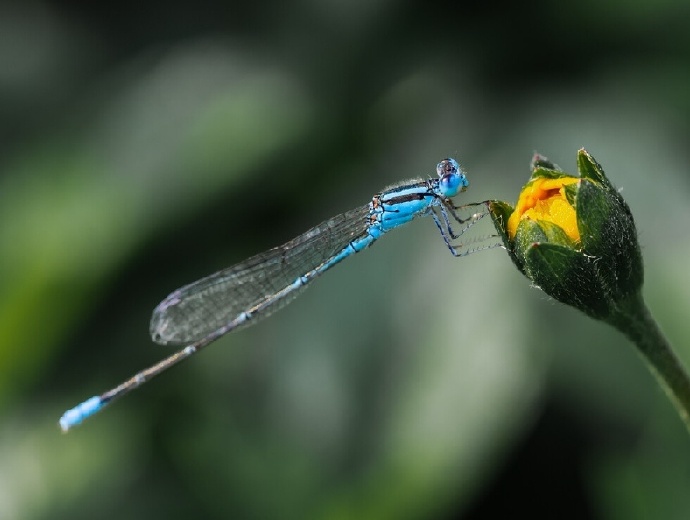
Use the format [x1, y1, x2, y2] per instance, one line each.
[150, 205, 372, 345]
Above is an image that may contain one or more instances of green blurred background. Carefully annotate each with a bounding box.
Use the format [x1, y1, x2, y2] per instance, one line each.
[2, 0, 690, 518]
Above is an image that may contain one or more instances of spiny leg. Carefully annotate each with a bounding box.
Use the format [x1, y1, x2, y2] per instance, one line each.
[431, 204, 502, 258]
[430, 208, 461, 255]
[446, 200, 490, 225]
[438, 199, 489, 239]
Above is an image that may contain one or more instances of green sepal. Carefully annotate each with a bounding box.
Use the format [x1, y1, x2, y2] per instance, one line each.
[530, 153, 561, 172]
[529, 167, 568, 181]
[523, 242, 610, 320]
[487, 199, 525, 275]
[514, 218, 548, 260]
[577, 179, 644, 303]
[576, 179, 613, 254]
[514, 216, 577, 252]
[536, 219, 578, 249]
[576, 148, 606, 186]
[487, 199, 513, 243]
[563, 182, 579, 207]
[514, 217, 582, 296]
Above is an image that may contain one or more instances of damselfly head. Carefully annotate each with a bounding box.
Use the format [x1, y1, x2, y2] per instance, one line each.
[437, 158, 469, 197]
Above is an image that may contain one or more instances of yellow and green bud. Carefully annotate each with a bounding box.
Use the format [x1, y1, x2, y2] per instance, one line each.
[489, 149, 643, 321]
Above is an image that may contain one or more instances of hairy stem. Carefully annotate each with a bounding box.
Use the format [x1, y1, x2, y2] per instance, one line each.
[608, 291, 690, 433]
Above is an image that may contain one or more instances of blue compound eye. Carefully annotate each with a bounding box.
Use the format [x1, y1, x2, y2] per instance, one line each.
[437, 158, 468, 197]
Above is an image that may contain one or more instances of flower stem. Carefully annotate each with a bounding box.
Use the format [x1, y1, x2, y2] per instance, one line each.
[607, 291, 690, 433]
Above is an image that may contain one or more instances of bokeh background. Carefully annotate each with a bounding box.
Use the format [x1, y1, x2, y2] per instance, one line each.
[2, 0, 690, 519]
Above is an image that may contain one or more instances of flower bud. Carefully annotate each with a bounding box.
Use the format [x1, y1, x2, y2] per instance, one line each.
[489, 149, 643, 321]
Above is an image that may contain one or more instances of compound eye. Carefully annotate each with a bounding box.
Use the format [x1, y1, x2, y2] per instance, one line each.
[436, 158, 458, 178]
[440, 172, 461, 196]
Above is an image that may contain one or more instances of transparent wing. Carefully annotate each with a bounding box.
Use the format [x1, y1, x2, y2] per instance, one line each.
[151, 205, 372, 345]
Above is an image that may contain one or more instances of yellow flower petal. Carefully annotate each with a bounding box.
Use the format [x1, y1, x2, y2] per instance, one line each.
[507, 177, 580, 242]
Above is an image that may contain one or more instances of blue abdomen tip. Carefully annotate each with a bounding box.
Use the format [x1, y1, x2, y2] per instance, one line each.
[59, 396, 103, 432]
